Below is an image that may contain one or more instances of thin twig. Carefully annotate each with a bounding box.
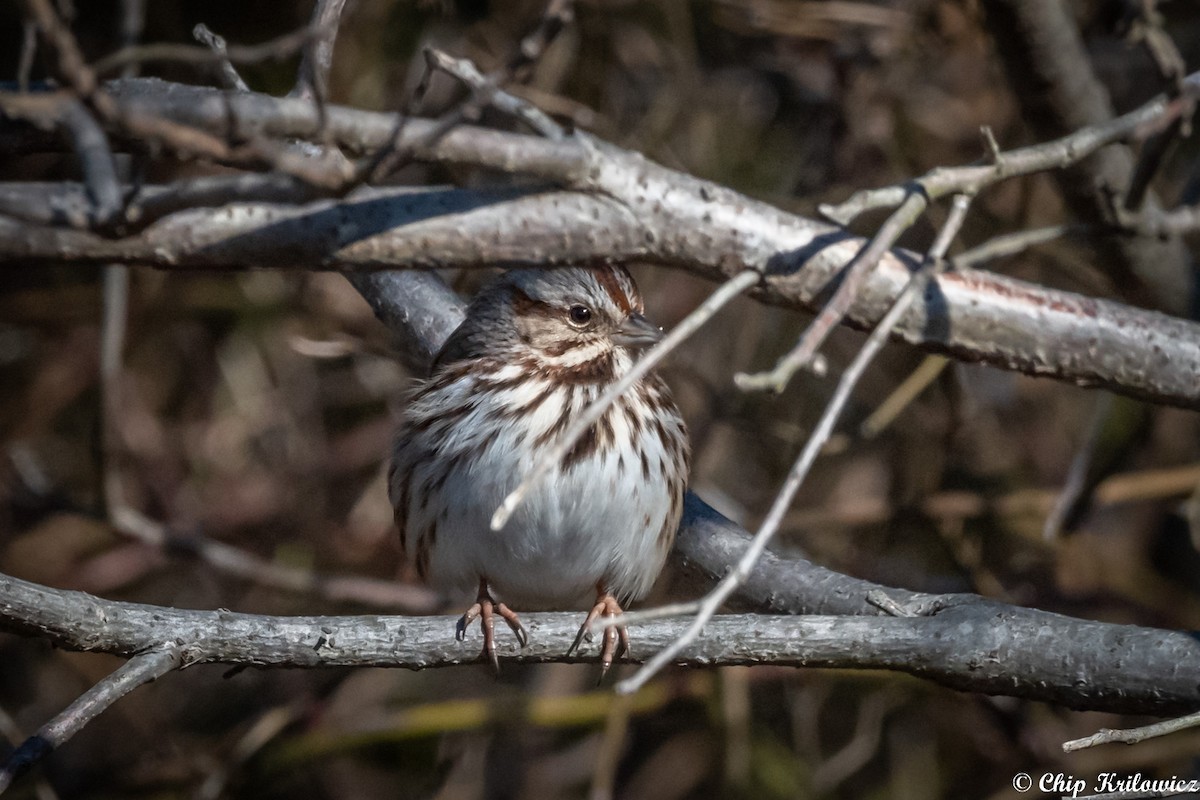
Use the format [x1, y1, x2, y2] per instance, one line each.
[858, 355, 947, 439]
[589, 691, 634, 800]
[0, 648, 182, 794]
[17, 21, 37, 93]
[735, 188, 928, 393]
[425, 48, 565, 140]
[952, 223, 1082, 269]
[819, 72, 1200, 225]
[99, 261, 129, 517]
[59, 100, 123, 228]
[1063, 710, 1200, 753]
[1042, 393, 1113, 541]
[490, 269, 761, 531]
[865, 590, 917, 617]
[1127, 0, 1187, 87]
[17, 1, 354, 193]
[612, 194, 975, 695]
[118, 0, 145, 62]
[0, 92, 124, 230]
[190, 24, 251, 91]
[21, 0, 104, 102]
[93, 26, 313, 78]
[362, 3, 574, 184]
[1124, 116, 1185, 211]
[291, 0, 347, 103]
[508, 0, 575, 79]
[110, 505, 440, 611]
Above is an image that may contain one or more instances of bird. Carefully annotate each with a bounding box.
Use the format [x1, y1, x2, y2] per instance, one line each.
[388, 266, 690, 676]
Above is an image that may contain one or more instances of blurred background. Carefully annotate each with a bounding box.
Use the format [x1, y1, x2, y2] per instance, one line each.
[2, 0, 1200, 797]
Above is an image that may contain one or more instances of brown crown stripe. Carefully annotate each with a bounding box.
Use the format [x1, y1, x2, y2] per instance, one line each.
[592, 266, 638, 315]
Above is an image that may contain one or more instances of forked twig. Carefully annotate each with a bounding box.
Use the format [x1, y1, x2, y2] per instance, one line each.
[425, 48, 565, 140]
[735, 188, 928, 393]
[190, 24, 251, 91]
[819, 73, 1200, 226]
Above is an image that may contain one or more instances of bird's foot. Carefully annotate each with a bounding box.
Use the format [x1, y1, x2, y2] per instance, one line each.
[567, 590, 629, 681]
[456, 579, 528, 673]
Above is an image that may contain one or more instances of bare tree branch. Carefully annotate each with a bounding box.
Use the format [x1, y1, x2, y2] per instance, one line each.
[2, 571, 1200, 716]
[3, 71, 1198, 405]
[93, 26, 313, 79]
[1063, 711, 1200, 753]
[0, 648, 182, 793]
[191, 24, 250, 91]
[291, 0, 347, 102]
[2, 179, 1198, 409]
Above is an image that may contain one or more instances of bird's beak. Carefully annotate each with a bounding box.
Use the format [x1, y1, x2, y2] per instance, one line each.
[612, 313, 664, 348]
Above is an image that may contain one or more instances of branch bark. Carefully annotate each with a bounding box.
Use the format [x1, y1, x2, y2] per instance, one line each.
[2, 572, 1199, 715]
[3, 77, 1199, 407]
[2, 180, 1197, 409]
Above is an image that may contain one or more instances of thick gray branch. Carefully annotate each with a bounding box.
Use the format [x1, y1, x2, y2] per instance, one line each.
[2, 572, 1198, 715]
[2, 181, 1198, 409]
[3, 77, 1198, 405]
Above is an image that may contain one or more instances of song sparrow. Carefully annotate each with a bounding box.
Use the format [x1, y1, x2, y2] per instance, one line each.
[388, 266, 689, 675]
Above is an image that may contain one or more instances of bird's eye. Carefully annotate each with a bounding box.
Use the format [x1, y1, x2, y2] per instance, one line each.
[567, 304, 593, 326]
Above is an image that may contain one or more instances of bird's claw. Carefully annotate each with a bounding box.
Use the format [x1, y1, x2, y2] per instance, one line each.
[456, 582, 527, 673]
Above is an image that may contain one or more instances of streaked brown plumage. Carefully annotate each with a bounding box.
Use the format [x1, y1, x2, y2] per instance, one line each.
[389, 266, 689, 674]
